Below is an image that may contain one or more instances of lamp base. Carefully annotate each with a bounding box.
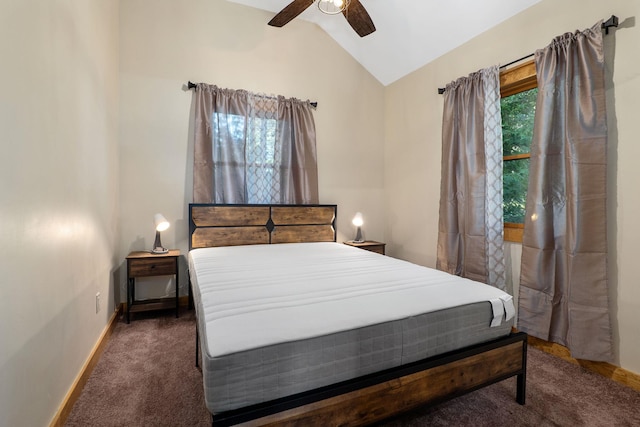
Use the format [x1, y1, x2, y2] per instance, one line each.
[152, 230, 168, 254]
[353, 226, 363, 243]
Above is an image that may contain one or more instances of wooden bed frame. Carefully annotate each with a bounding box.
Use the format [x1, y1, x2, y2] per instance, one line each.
[188, 203, 527, 426]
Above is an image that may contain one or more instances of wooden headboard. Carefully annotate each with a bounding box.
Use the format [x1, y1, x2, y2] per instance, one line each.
[189, 204, 337, 250]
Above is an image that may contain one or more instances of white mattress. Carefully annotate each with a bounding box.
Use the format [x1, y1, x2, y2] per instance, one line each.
[189, 242, 515, 413]
[189, 242, 514, 358]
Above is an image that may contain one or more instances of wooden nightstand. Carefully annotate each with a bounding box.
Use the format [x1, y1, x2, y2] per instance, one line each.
[126, 250, 180, 323]
[343, 240, 386, 255]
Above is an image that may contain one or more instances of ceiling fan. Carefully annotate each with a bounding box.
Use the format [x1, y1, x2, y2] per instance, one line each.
[268, 0, 376, 37]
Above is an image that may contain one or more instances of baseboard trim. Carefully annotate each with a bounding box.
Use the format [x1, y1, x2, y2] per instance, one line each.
[528, 335, 640, 392]
[179, 295, 190, 307]
[49, 304, 123, 427]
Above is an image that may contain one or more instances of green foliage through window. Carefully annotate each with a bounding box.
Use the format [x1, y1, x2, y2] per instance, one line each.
[503, 158, 529, 223]
[501, 87, 537, 223]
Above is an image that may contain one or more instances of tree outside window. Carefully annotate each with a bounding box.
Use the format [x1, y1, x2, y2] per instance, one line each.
[500, 60, 537, 242]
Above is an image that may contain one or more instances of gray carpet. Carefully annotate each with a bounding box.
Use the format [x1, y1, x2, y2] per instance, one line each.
[65, 310, 640, 426]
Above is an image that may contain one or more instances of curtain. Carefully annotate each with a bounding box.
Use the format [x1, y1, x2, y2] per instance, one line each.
[193, 84, 319, 204]
[518, 22, 613, 361]
[437, 66, 507, 292]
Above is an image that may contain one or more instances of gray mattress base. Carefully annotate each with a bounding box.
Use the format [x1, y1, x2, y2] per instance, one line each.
[200, 301, 513, 414]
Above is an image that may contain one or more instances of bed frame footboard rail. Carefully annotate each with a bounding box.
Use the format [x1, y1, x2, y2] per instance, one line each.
[211, 331, 527, 426]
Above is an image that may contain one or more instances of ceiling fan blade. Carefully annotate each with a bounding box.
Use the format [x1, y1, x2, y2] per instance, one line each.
[343, 0, 376, 37]
[268, 0, 315, 27]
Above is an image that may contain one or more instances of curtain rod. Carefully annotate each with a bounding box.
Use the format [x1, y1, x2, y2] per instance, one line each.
[437, 15, 619, 95]
[187, 81, 318, 108]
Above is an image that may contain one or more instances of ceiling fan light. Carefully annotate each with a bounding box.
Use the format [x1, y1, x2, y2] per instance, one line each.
[317, 0, 348, 15]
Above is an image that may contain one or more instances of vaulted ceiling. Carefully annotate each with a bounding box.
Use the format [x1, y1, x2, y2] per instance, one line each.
[227, 0, 542, 86]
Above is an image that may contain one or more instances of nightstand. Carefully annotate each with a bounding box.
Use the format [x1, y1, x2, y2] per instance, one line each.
[343, 240, 386, 255]
[126, 250, 180, 323]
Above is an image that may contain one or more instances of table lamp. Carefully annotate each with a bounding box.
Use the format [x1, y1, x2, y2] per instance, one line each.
[352, 212, 364, 243]
[152, 213, 170, 254]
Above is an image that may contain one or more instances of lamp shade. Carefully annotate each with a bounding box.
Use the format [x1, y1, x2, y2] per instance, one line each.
[352, 212, 364, 227]
[154, 213, 170, 232]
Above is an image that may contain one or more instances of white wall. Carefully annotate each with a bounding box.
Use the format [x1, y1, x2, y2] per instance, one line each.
[0, 1, 119, 426]
[385, 0, 640, 374]
[118, 0, 387, 298]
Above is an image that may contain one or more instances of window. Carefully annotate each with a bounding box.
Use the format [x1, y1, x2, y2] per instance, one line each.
[500, 60, 537, 242]
[193, 85, 319, 205]
[213, 109, 281, 204]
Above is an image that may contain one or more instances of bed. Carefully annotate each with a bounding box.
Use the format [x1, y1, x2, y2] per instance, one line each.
[188, 203, 527, 426]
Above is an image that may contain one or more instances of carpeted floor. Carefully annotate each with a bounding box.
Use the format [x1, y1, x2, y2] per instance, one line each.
[65, 310, 640, 427]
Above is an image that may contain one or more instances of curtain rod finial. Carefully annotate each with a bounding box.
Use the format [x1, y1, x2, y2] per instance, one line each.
[602, 15, 619, 34]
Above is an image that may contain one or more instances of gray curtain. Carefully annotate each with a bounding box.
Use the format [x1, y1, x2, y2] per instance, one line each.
[193, 84, 319, 204]
[518, 22, 613, 362]
[437, 66, 507, 292]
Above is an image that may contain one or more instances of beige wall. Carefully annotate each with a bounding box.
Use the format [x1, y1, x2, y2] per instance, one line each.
[118, 0, 386, 298]
[385, 0, 640, 373]
[3, 0, 638, 424]
[0, 1, 119, 426]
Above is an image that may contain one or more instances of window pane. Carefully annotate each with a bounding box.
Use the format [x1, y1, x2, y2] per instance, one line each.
[212, 113, 281, 204]
[501, 87, 538, 156]
[503, 158, 529, 223]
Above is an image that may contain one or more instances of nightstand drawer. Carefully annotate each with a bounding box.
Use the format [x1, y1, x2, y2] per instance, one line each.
[128, 258, 177, 277]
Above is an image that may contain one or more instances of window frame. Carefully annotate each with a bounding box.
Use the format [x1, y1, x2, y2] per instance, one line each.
[500, 60, 537, 243]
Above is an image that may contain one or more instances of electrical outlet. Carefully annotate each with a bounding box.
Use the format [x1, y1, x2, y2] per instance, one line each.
[96, 292, 101, 314]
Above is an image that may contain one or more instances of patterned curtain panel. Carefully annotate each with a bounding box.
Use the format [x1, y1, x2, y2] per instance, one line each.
[192, 84, 319, 204]
[437, 66, 507, 292]
[518, 22, 613, 362]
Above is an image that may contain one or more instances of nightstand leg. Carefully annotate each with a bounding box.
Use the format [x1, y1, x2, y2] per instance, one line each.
[126, 278, 133, 324]
[175, 259, 179, 318]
